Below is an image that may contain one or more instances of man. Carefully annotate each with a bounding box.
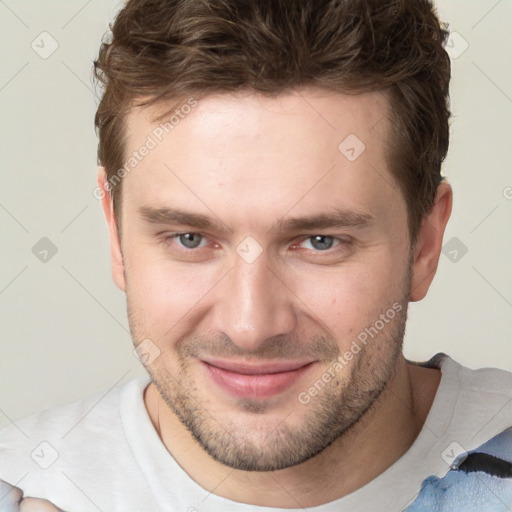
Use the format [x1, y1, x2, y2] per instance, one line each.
[1, 0, 511, 510]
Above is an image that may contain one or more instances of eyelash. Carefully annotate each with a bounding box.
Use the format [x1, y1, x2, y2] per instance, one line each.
[159, 232, 353, 255]
[159, 232, 216, 252]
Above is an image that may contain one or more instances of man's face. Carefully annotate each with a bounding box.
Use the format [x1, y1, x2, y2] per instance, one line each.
[115, 89, 413, 471]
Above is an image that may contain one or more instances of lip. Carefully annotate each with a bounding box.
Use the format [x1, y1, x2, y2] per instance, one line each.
[200, 358, 315, 399]
[202, 357, 313, 375]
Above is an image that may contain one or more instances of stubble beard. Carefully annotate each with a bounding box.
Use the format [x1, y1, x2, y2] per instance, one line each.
[128, 296, 409, 472]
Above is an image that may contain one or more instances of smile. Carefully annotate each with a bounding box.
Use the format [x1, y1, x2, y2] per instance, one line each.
[200, 358, 316, 399]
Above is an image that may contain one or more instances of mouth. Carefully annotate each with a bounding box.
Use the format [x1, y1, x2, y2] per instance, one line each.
[200, 358, 316, 400]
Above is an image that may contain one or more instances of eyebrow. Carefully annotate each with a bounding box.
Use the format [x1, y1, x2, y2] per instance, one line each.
[274, 208, 375, 232]
[139, 205, 374, 234]
[139, 206, 230, 232]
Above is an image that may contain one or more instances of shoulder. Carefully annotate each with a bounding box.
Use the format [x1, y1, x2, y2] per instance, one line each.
[0, 377, 148, 489]
[428, 353, 512, 413]
[1, 379, 125, 443]
[428, 352, 512, 391]
[433, 354, 512, 445]
[404, 355, 512, 511]
[404, 426, 512, 512]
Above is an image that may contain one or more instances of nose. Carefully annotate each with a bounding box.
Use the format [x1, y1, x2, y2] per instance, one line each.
[210, 250, 297, 352]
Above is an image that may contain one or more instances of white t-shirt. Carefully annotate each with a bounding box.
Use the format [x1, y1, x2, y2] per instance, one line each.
[1, 353, 512, 512]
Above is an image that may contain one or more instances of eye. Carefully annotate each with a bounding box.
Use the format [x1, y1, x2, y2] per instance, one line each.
[175, 233, 207, 249]
[158, 231, 219, 261]
[299, 235, 341, 251]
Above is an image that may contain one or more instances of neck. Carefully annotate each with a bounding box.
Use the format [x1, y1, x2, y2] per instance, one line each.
[144, 355, 440, 508]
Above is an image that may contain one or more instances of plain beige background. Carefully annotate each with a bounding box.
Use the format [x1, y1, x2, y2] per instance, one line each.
[0, 0, 511, 428]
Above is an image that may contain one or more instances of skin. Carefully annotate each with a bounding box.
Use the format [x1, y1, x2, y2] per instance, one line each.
[0, 478, 65, 511]
[97, 88, 452, 508]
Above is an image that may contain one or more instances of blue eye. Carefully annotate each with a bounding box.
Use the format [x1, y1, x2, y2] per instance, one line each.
[300, 235, 340, 251]
[176, 233, 206, 249]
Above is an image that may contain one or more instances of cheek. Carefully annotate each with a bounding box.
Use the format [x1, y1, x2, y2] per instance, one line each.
[123, 231, 409, 346]
[289, 254, 407, 342]
[125, 249, 225, 336]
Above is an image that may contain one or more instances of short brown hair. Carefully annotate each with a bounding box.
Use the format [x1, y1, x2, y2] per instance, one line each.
[94, 0, 451, 241]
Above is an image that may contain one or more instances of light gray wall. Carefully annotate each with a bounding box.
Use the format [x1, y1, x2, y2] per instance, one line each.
[1, 0, 511, 428]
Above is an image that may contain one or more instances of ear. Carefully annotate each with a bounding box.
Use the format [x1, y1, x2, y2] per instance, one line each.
[409, 181, 452, 302]
[97, 167, 126, 291]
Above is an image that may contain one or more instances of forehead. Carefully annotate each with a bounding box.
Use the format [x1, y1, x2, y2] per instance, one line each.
[127, 88, 390, 149]
[125, 88, 391, 159]
[121, 89, 404, 231]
